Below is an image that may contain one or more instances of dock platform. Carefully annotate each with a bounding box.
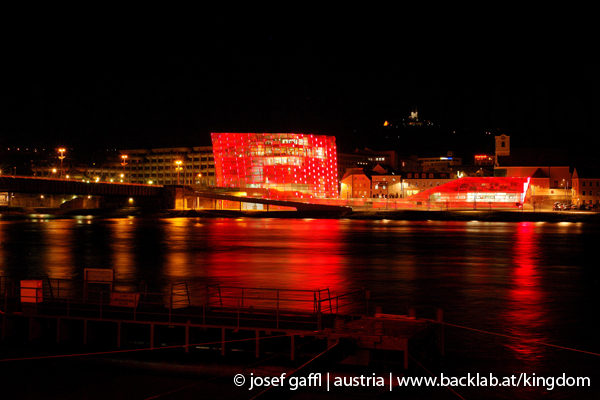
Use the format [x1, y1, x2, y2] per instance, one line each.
[1, 277, 443, 369]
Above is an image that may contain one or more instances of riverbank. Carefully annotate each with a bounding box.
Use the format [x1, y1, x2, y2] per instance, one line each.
[2, 206, 600, 223]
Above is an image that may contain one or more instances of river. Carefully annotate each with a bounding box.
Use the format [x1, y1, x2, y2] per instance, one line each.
[0, 216, 598, 399]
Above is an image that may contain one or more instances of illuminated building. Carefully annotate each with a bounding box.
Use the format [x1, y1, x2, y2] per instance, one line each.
[84, 147, 214, 186]
[572, 168, 600, 208]
[340, 167, 378, 199]
[407, 177, 531, 208]
[370, 165, 401, 198]
[0, 192, 9, 206]
[495, 134, 511, 161]
[402, 171, 457, 198]
[418, 152, 462, 173]
[402, 109, 433, 127]
[211, 133, 338, 199]
[474, 154, 495, 166]
[337, 149, 399, 179]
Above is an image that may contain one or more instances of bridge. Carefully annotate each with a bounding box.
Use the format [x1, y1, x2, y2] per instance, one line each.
[0, 176, 161, 197]
[0, 176, 351, 213]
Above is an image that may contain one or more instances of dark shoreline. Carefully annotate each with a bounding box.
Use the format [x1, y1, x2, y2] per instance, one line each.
[2, 206, 599, 223]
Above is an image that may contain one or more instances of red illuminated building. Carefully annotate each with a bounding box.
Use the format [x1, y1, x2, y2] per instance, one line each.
[407, 177, 531, 208]
[211, 133, 338, 199]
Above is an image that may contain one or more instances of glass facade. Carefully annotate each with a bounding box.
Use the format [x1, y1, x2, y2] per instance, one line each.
[211, 133, 338, 199]
[406, 177, 531, 208]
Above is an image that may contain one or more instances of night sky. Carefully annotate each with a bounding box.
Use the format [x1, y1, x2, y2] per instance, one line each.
[2, 9, 599, 162]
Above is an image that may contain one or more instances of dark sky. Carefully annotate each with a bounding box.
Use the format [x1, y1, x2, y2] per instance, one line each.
[1, 9, 599, 161]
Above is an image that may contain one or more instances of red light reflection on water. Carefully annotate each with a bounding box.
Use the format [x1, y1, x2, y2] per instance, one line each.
[204, 219, 346, 294]
[504, 222, 548, 363]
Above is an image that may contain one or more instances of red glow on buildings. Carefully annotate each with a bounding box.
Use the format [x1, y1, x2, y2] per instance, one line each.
[211, 133, 338, 199]
[406, 177, 531, 209]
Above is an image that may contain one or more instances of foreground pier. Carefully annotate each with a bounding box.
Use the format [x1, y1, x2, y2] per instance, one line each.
[1, 277, 442, 370]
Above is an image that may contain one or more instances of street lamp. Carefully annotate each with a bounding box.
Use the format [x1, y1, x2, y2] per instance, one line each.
[58, 148, 66, 178]
[562, 179, 570, 205]
[121, 155, 128, 183]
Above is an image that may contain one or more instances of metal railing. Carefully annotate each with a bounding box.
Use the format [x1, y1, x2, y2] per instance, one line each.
[1, 277, 369, 331]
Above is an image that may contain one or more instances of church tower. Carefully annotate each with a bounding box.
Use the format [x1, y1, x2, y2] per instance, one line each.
[495, 135, 510, 165]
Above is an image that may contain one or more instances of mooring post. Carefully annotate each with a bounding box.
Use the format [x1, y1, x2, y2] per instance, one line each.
[255, 330, 261, 358]
[185, 320, 190, 353]
[2, 289, 7, 339]
[402, 339, 409, 369]
[221, 328, 226, 356]
[436, 308, 445, 357]
[83, 319, 88, 345]
[290, 334, 295, 361]
[150, 323, 155, 349]
[408, 307, 416, 319]
[117, 321, 121, 348]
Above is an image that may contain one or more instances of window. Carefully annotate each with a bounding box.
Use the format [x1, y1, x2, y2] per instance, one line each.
[583, 182, 586, 187]
[583, 191, 586, 196]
